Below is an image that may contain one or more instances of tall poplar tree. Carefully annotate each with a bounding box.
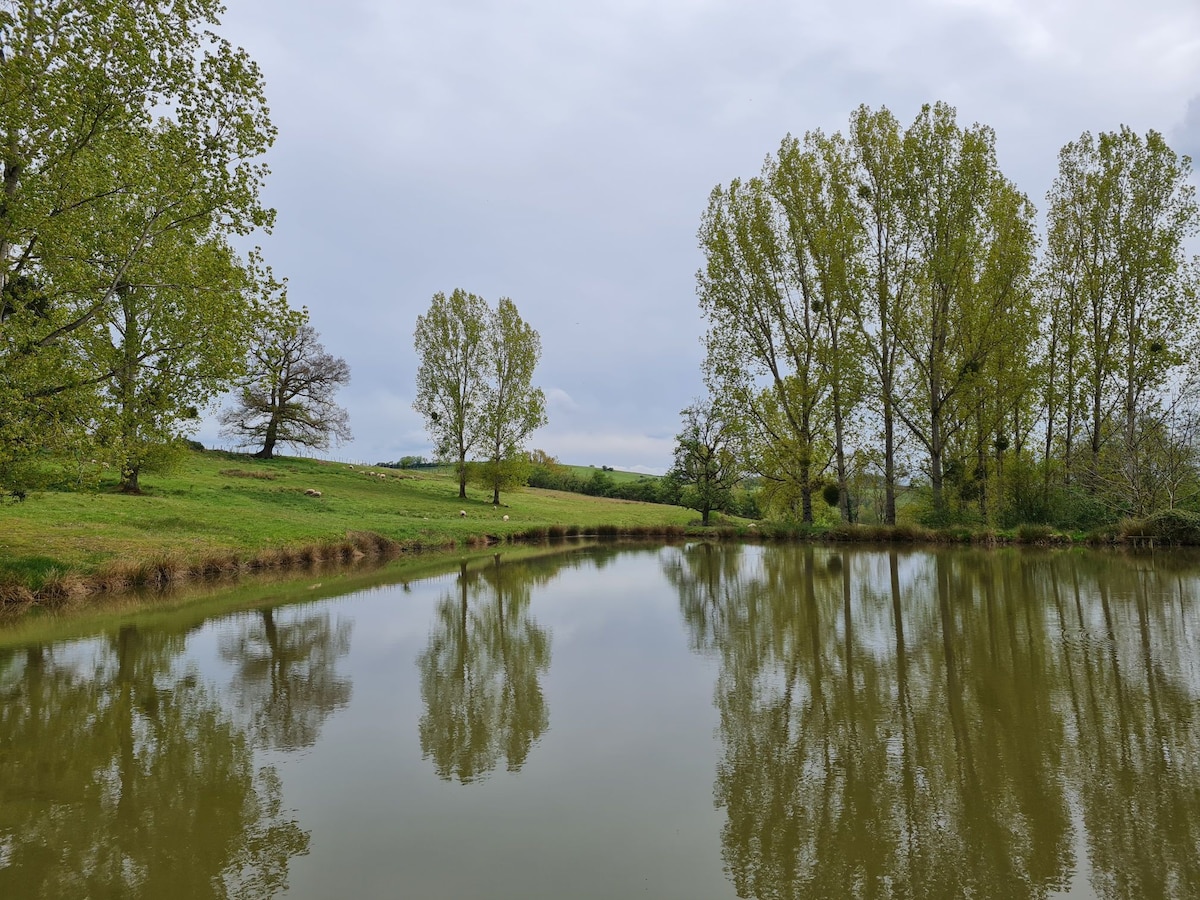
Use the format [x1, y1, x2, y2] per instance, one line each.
[1042, 127, 1200, 514]
[414, 290, 546, 501]
[413, 289, 490, 499]
[477, 297, 546, 505]
[891, 102, 1037, 520]
[847, 105, 916, 525]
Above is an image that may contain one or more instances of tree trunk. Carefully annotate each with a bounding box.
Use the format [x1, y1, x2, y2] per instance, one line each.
[883, 391, 897, 526]
[121, 463, 141, 494]
[458, 451, 468, 499]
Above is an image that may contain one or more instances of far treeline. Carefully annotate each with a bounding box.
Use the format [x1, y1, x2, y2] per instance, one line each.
[694, 101, 1200, 532]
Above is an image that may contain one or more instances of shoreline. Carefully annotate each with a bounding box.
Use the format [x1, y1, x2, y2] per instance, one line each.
[1, 518, 1179, 610]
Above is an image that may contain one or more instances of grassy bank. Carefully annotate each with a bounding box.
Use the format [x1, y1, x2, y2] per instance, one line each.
[0, 450, 699, 603]
[0, 449, 1181, 608]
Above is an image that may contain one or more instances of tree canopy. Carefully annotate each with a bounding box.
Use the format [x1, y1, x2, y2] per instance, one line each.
[700, 102, 1199, 528]
[0, 0, 278, 490]
[413, 289, 546, 501]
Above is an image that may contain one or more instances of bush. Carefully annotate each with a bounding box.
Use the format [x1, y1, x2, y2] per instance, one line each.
[1126, 509, 1200, 545]
[1015, 523, 1055, 543]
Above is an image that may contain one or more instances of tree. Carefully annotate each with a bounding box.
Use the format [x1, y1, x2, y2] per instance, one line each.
[220, 302, 352, 459]
[699, 173, 833, 523]
[1042, 127, 1200, 513]
[0, 1, 276, 488]
[771, 129, 867, 521]
[413, 290, 546, 501]
[668, 398, 742, 526]
[78, 205, 259, 491]
[413, 289, 490, 498]
[891, 102, 1038, 521]
[847, 105, 917, 525]
[477, 297, 546, 504]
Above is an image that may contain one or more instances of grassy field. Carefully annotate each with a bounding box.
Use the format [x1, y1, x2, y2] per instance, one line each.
[561, 464, 661, 484]
[0, 450, 698, 595]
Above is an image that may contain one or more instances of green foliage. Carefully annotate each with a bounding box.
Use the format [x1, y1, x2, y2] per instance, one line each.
[413, 290, 545, 501]
[0, 1, 277, 490]
[476, 296, 547, 503]
[668, 399, 743, 526]
[1126, 509, 1200, 545]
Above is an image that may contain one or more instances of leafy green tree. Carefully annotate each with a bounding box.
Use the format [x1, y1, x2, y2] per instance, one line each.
[0, 0, 276, 488]
[414, 290, 546, 501]
[219, 301, 352, 459]
[80, 218, 258, 492]
[699, 173, 832, 523]
[1042, 127, 1200, 514]
[668, 398, 742, 525]
[413, 289, 490, 498]
[892, 102, 1038, 521]
[771, 129, 867, 522]
[847, 105, 917, 525]
[477, 296, 546, 504]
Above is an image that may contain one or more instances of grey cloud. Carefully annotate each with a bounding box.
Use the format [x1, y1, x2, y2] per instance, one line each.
[1178, 96, 1200, 162]
[209, 0, 1200, 471]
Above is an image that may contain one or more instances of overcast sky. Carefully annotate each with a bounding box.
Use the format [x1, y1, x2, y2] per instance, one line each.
[197, 0, 1200, 474]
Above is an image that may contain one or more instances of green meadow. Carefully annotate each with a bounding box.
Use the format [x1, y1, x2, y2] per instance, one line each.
[0, 450, 697, 595]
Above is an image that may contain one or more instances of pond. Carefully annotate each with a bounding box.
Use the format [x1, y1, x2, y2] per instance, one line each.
[1, 543, 1198, 898]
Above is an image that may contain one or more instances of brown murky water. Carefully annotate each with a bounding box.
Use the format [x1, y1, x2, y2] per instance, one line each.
[1, 543, 1197, 898]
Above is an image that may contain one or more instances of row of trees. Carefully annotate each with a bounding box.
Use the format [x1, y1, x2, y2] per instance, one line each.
[0, 2, 350, 493]
[698, 102, 1200, 527]
[413, 289, 546, 502]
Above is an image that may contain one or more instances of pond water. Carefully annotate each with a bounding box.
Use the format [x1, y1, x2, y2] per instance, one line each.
[1, 543, 1198, 899]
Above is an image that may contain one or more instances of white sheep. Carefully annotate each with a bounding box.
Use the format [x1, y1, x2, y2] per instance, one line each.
[503, 514, 510, 521]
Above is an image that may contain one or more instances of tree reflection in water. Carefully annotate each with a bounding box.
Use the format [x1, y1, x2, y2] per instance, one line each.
[220, 606, 353, 751]
[0, 625, 310, 898]
[665, 543, 1200, 899]
[417, 555, 554, 783]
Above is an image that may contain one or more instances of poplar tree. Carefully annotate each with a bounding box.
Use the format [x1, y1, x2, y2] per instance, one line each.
[414, 290, 545, 501]
[891, 103, 1037, 520]
[413, 289, 490, 499]
[476, 297, 546, 505]
[1042, 127, 1200, 514]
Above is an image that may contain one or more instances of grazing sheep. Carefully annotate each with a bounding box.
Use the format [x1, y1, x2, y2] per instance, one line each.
[502, 515, 510, 521]
[305, 489, 322, 497]
[459, 509, 467, 517]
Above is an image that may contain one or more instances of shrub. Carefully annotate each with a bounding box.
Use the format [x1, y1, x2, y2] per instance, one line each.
[1015, 523, 1055, 543]
[1126, 509, 1200, 545]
